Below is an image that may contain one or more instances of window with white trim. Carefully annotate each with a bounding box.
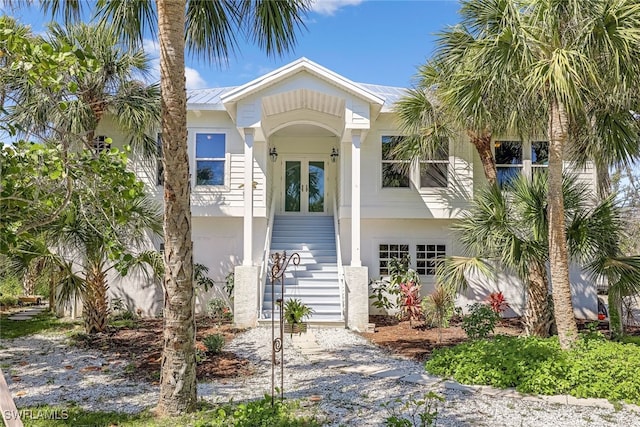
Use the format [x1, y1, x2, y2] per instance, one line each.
[381, 136, 410, 188]
[495, 140, 522, 187]
[92, 135, 110, 153]
[156, 133, 164, 186]
[378, 244, 410, 275]
[419, 142, 449, 188]
[416, 244, 446, 275]
[531, 140, 549, 177]
[195, 133, 225, 186]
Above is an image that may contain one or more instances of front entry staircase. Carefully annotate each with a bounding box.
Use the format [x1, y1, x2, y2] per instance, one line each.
[262, 215, 343, 324]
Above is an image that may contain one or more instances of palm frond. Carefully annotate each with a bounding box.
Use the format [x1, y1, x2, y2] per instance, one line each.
[436, 256, 494, 293]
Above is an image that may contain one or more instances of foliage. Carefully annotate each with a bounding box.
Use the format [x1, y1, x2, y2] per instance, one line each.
[398, 281, 422, 325]
[486, 292, 509, 314]
[369, 256, 422, 319]
[283, 298, 313, 324]
[21, 396, 321, 426]
[0, 294, 18, 307]
[193, 263, 215, 292]
[206, 298, 232, 323]
[461, 303, 500, 340]
[421, 285, 456, 341]
[224, 271, 235, 300]
[425, 335, 640, 405]
[202, 333, 225, 355]
[0, 313, 78, 339]
[382, 391, 444, 427]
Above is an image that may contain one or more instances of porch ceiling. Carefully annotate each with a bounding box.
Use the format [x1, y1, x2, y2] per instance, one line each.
[261, 89, 345, 137]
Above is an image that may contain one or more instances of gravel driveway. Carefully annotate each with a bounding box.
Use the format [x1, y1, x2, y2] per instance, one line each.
[3, 327, 640, 426]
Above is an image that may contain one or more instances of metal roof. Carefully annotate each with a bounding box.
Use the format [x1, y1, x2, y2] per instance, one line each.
[187, 82, 406, 112]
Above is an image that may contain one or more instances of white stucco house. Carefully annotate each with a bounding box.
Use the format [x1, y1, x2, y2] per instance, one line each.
[101, 57, 599, 330]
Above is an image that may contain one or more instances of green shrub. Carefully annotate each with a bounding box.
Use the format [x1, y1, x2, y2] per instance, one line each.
[382, 391, 444, 427]
[203, 333, 225, 354]
[461, 303, 500, 339]
[207, 298, 232, 323]
[425, 335, 640, 405]
[0, 295, 19, 307]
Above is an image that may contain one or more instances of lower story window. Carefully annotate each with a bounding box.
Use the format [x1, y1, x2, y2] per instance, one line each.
[378, 244, 409, 276]
[416, 244, 446, 275]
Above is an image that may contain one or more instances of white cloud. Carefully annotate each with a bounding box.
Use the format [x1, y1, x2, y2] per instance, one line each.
[309, 0, 364, 16]
[141, 38, 209, 89]
[185, 67, 208, 89]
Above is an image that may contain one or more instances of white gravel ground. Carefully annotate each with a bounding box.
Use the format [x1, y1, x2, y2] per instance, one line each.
[3, 327, 640, 426]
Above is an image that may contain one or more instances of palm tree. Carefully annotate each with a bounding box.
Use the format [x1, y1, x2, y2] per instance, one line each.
[7, 21, 160, 155]
[442, 173, 640, 338]
[38, 0, 310, 414]
[428, 0, 640, 349]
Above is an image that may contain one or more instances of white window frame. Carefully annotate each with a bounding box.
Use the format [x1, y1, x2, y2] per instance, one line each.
[417, 142, 449, 189]
[495, 140, 523, 188]
[92, 135, 110, 153]
[416, 243, 447, 276]
[530, 140, 549, 177]
[377, 242, 411, 276]
[192, 130, 229, 189]
[381, 135, 411, 189]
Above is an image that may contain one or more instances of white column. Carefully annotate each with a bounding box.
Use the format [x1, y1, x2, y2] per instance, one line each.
[350, 130, 362, 266]
[243, 128, 255, 266]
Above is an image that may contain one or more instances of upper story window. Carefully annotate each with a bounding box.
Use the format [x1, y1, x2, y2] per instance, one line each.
[531, 141, 549, 177]
[195, 133, 225, 186]
[381, 135, 410, 188]
[156, 133, 164, 186]
[495, 140, 522, 187]
[420, 142, 449, 188]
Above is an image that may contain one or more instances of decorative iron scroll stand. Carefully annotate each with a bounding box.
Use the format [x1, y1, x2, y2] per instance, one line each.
[270, 251, 300, 404]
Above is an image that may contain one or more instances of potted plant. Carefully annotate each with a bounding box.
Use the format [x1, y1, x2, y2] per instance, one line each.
[283, 298, 313, 335]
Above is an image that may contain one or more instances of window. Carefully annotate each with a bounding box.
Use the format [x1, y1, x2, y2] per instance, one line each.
[531, 141, 549, 177]
[92, 135, 110, 153]
[156, 133, 164, 186]
[495, 140, 522, 187]
[195, 133, 225, 186]
[416, 244, 446, 275]
[381, 136, 410, 188]
[378, 244, 409, 275]
[419, 142, 449, 188]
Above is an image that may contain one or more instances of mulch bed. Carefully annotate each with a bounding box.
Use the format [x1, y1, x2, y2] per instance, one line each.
[74, 317, 254, 383]
[361, 315, 524, 361]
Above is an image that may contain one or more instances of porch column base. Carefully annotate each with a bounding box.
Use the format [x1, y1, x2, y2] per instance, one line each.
[344, 266, 369, 331]
[233, 265, 260, 328]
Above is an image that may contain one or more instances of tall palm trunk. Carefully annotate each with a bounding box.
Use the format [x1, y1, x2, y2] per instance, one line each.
[468, 131, 497, 185]
[548, 100, 578, 349]
[523, 262, 553, 337]
[83, 264, 109, 333]
[156, 0, 197, 416]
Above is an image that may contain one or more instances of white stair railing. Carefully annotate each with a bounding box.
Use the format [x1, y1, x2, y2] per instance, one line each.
[258, 193, 277, 319]
[332, 193, 345, 321]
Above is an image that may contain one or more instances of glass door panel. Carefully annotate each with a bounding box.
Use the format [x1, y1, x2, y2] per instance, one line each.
[285, 160, 301, 212]
[308, 161, 325, 212]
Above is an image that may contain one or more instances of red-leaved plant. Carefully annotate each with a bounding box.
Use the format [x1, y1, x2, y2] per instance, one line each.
[487, 292, 509, 314]
[399, 281, 423, 326]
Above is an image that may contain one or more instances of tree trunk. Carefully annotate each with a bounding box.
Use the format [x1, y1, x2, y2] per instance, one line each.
[156, 0, 197, 416]
[468, 131, 497, 185]
[523, 262, 553, 337]
[547, 100, 578, 349]
[83, 266, 109, 334]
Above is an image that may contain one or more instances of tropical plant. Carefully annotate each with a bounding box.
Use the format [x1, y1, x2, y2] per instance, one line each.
[461, 303, 500, 340]
[283, 298, 313, 325]
[202, 333, 225, 355]
[398, 281, 422, 326]
[6, 22, 160, 156]
[487, 292, 509, 314]
[421, 284, 456, 343]
[206, 298, 232, 324]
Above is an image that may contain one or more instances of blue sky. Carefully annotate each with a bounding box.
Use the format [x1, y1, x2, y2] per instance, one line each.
[4, 0, 462, 89]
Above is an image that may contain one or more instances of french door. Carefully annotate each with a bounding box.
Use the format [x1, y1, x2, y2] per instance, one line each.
[283, 159, 326, 213]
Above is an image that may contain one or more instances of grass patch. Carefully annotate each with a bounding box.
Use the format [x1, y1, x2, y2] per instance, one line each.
[425, 334, 640, 405]
[0, 312, 78, 339]
[20, 397, 322, 427]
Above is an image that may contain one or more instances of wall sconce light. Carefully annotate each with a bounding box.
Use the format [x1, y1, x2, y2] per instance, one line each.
[269, 147, 278, 162]
[330, 147, 339, 163]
